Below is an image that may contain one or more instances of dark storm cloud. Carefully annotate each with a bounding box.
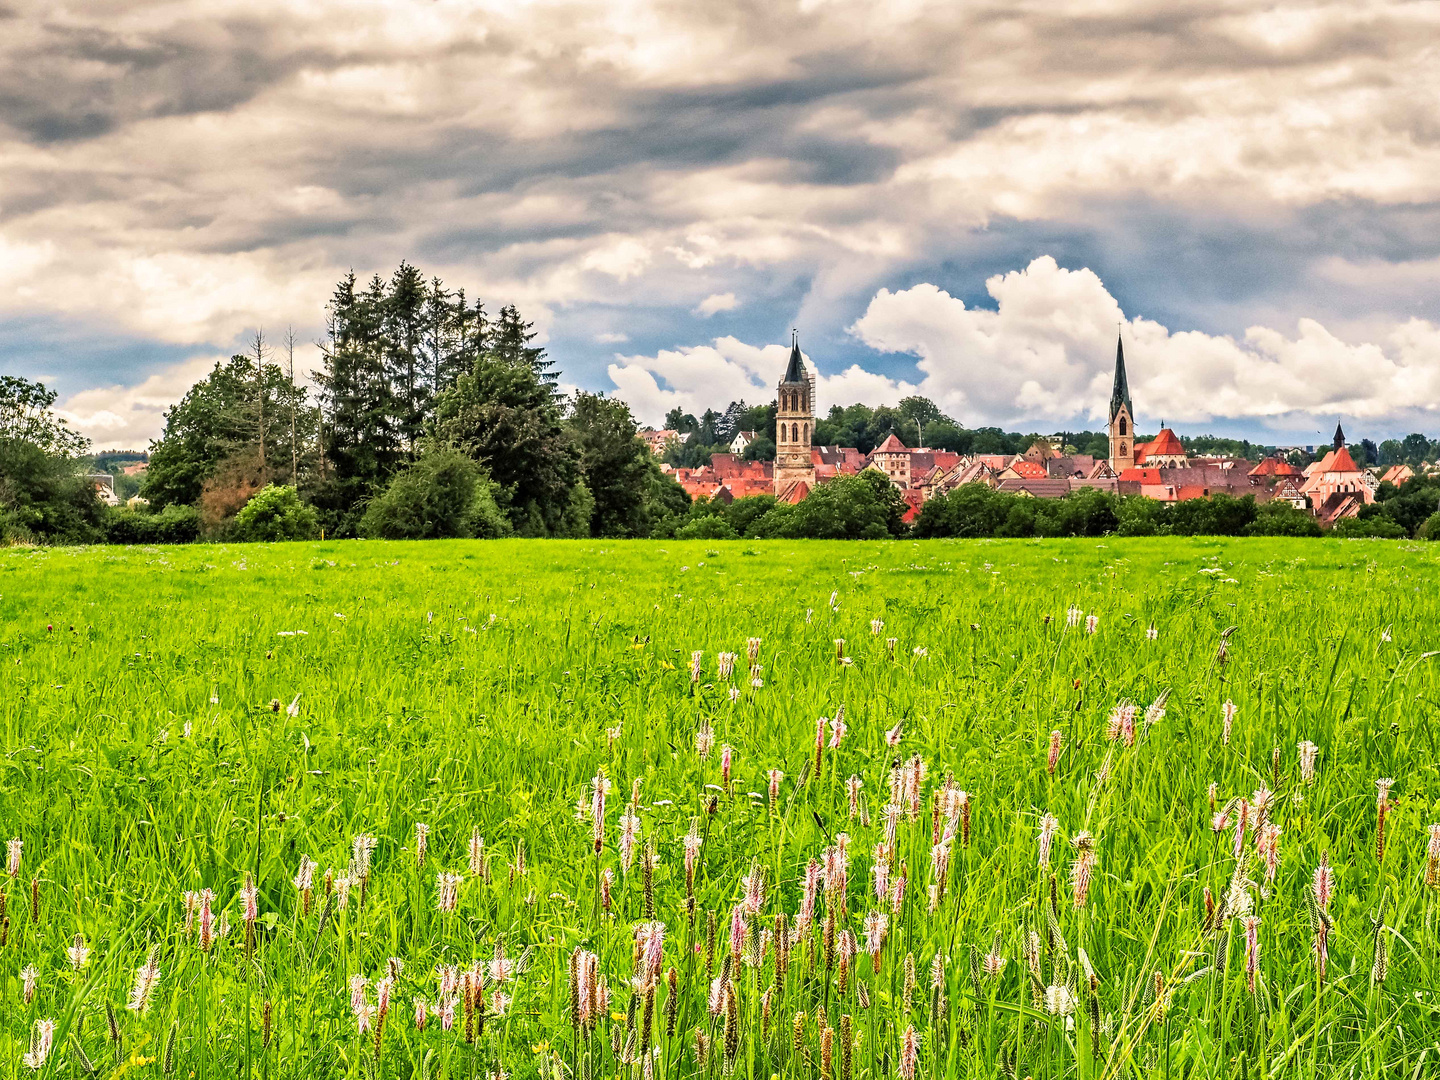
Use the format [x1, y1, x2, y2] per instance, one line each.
[1, 0, 1437, 443]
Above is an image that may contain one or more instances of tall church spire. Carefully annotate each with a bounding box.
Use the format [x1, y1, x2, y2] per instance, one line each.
[1109, 332, 1133, 423]
[1332, 421, 1345, 452]
[782, 329, 805, 384]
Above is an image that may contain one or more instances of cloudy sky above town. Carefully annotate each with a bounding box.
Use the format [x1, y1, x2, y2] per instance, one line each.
[3, 0, 1439, 447]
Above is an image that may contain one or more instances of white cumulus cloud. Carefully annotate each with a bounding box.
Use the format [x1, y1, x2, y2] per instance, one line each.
[610, 256, 1440, 433]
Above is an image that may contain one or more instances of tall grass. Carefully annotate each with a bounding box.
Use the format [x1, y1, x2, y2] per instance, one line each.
[1, 537, 1437, 1079]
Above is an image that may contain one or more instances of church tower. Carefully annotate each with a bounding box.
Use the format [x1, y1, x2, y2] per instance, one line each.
[774, 330, 817, 493]
[1107, 332, 1135, 472]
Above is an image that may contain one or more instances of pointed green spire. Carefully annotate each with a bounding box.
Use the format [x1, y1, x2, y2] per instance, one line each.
[1109, 332, 1132, 422]
[1332, 421, 1345, 451]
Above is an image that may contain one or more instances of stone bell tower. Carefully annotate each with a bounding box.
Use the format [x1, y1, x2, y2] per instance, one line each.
[1108, 332, 1136, 472]
[774, 330, 817, 492]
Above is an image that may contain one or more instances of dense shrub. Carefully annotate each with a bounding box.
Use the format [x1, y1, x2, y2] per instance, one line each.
[1329, 515, 1409, 539]
[361, 450, 509, 540]
[1419, 512, 1440, 540]
[232, 485, 320, 542]
[1245, 501, 1322, 537]
[674, 514, 738, 540]
[106, 504, 203, 544]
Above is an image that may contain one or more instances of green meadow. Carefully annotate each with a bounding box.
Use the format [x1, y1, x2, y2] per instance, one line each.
[2, 537, 1439, 1080]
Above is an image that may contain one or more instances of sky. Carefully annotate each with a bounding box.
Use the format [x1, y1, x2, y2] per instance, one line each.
[2, 0, 1439, 450]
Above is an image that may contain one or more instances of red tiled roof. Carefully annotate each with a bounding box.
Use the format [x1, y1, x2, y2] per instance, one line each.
[1009, 460, 1049, 479]
[1118, 467, 1164, 483]
[873, 434, 908, 453]
[1175, 485, 1210, 501]
[1148, 428, 1185, 456]
[777, 480, 810, 504]
[1329, 446, 1361, 473]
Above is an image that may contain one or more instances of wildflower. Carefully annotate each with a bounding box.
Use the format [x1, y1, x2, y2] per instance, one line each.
[1381, 625, 1392, 643]
[68, 934, 89, 969]
[1105, 701, 1136, 746]
[1256, 823, 1282, 884]
[885, 722, 903, 747]
[438, 994, 457, 1031]
[1144, 690, 1168, 731]
[885, 637, 898, 656]
[846, 775, 863, 819]
[619, 809, 641, 875]
[589, 769, 610, 845]
[351, 834, 378, 884]
[899, 1025, 919, 1080]
[6, 838, 20, 877]
[1298, 740, 1319, 785]
[872, 844, 891, 902]
[1085, 614, 1099, 635]
[983, 937, 1006, 978]
[1146, 623, 1158, 640]
[749, 664, 764, 688]
[1047, 730, 1062, 773]
[1071, 832, 1097, 908]
[727, 685, 740, 702]
[198, 888, 215, 951]
[888, 861, 907, 914]
[1066, 606, 1082, 627]
[1037, 813, 1059, 869]
[746, 637, 761, 661]
[767, 768, 784, 808]
[128, 948, 161, 1013]
[414, 996, 428, 1031]
[286, 693, 300, 717]
[863, 911, 888, 969]
[1426, 824, 1440, 888]
[829, 590, 839, 610]
[1045, 984, 1076, 1027]
[1244, 915, 1261, 992]
[690, 650, 703, 682]
[728, 904, 747, 962]
[350, 973, 369, 1013]
[683, 820, 702, 891]
[1221, 700, 1237, 746]
[721, 744, 733, 786]
[436, 872, 463, 913]
[870, 618, 884, 635]
[794, 858, 821, 939]
[1231, 799, 1249, 861]
[1376, 777, 1395, 861]
[293, 855, 317, 897]
[742, 863, 766, 915]
[912, 646, 927, 657]
[22, 963, 38, 1003]
[22, 1018, 54, 1071]
[601, 868, 613, 910]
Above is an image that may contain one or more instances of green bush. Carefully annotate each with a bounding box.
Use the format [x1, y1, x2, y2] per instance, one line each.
[361, 450, 509, 540]
[1419, 511, 1440, 540]
[674, 514, 739, 540]
[1329, 515, 1408, 539]
[1245, 501, 1321, 537]
[232, 485, 320, 542]
[106, 504, 202, 544]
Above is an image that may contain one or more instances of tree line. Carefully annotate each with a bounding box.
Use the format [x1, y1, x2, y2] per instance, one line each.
[2, 261, 1440, 545]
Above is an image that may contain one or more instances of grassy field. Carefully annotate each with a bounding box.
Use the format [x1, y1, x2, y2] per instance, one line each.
[2, 537, 1439, 1080]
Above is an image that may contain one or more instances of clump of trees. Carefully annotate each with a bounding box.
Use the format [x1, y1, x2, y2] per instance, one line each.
[138, 264, 688, 541]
